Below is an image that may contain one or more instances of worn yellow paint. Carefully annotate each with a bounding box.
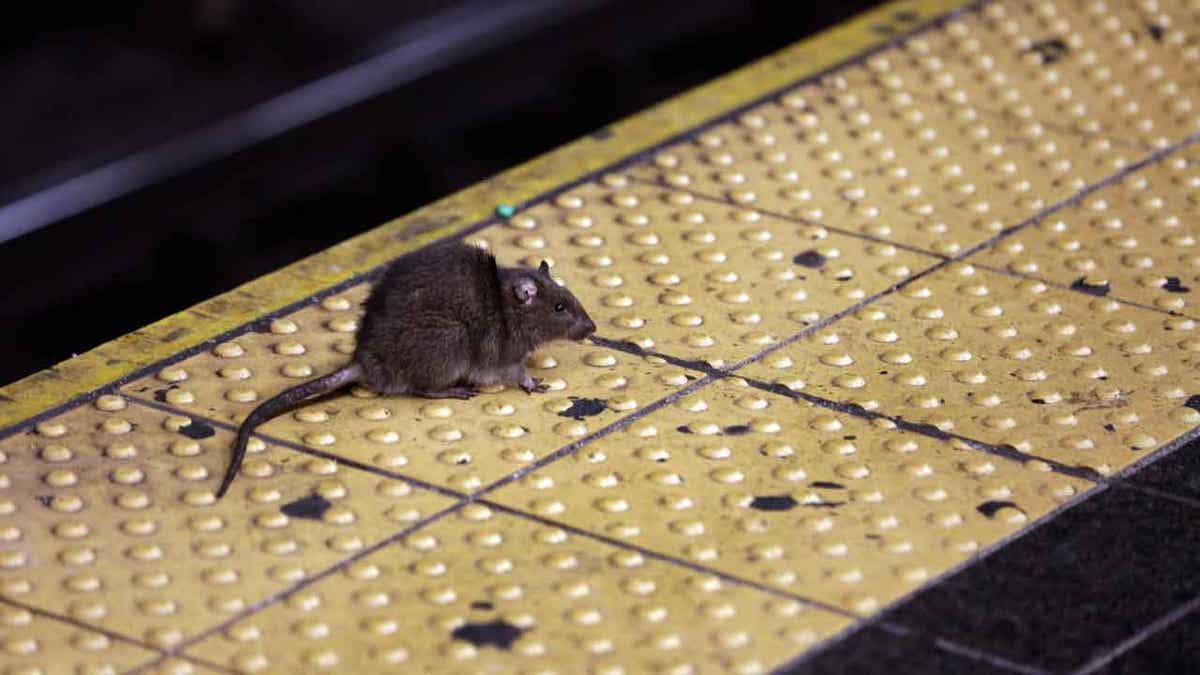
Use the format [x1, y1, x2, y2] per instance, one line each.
[0, 0, 971, 430]
[487, 377, 1093, 615]
[978, 148, 1200, 316]
[0, 397, 455, 648]
[185, 507, 852, 673]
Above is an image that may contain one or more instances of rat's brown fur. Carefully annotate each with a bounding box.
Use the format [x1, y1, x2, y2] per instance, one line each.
[217, 241, 595, 498]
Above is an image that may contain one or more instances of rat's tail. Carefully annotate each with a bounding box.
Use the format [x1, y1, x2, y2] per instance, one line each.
[216, 363, 363, 499]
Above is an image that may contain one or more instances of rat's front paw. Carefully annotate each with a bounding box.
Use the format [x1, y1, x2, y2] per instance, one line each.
[520, 375, 550, 394]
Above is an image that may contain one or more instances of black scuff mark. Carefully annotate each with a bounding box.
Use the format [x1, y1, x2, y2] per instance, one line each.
[1185, 395, 1200, 411]
[1163, 277, 1191, 293]
[750, 495, 798, 511]
[793, 250, 827, 269]
[470, 601, 494, 611]
[977, 500, 1018, 518]
[806, 500, 846, 509]
[558, 397, 607, 421]
[451, 619, 526, 650]
[154, 385, 179, 403]
[1027, 38, 1069, 64]
[1031, 398, 1047, 405]
[898, 419, 951, 440]
[724, 424, 751, 436]
[811, 481, 845, 489]
[676, 425, 692, 434]
[281, 493, 332, 520]
[35, 495, 53, 507]
[179, 420, 215, 439]
[1070, 277, 1110, 297]
[1103, 423, 1116, 432]
[1147, 24, 1164, 41]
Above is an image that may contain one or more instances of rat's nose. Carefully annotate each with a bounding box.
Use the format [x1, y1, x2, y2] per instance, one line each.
[571, 317, 596, 341]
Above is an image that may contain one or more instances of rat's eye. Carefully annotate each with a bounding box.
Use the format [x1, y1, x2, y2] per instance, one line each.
[554, 302, 566, 313]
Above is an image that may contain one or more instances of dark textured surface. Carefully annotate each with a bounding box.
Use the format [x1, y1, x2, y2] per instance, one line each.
[883, 485, 1200, 671]
[1097, 603, 1200, 674]
[779, 625, 1026, 675]
[1125, 436, 1200, 502]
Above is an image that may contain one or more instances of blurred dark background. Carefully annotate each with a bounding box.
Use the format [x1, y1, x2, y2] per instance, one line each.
[0, 0, 887, 385]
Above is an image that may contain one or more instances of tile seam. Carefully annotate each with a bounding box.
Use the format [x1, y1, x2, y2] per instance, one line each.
[123, 501, 468, 675]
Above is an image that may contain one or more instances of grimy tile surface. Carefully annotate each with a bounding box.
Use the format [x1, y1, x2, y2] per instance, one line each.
[2, 0, 1199, 673]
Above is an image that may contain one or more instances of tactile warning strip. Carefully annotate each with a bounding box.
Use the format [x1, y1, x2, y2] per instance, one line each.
[0, 398, 455, 651]
[0, 600, 156, 675]
[184, 507, 852, 674]
[5, 0, 1200, 673]
[978, 147, 1200, 317]
[485, 377, 1092, 615]
[740, 262, 1200, 477]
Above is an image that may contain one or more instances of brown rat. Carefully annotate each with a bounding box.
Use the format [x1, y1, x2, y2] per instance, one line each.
[217, 241, 596, 498]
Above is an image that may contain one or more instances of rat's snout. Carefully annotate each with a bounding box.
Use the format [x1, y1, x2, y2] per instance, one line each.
[569, 315, 597, 341]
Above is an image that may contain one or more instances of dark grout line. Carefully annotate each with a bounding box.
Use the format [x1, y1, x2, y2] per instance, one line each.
[472, 373, 720, 498]
[128, 653, 240, 675]
[479, 498, 858, 618]
[0, 595, 169, 660]
[124, 500, 468, 675]
[625, 174, 953, 262]
[592, 336, 1106, 483]
[127, 395, 469, 502]
[746, 377, 1107, 483]
[1072, 593, 1200, 675]
[770, 484, 1105, 674]
[967, 259, 1200, 323]
[0, 0, 991, 445]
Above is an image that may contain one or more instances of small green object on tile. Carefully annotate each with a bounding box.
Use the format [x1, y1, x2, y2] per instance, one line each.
[496, 204, 516, 218]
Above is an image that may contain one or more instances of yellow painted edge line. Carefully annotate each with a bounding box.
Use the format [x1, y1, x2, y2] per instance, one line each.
[0, 0, 973, 429]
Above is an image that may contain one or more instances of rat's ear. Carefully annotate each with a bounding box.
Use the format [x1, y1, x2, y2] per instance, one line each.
[538, 260, 550, 276]
[512, 276, 538, 305]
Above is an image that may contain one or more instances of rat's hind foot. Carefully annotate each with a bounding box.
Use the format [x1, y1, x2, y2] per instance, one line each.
[519, 375, 550, 394]
[415, 387, 478, 400]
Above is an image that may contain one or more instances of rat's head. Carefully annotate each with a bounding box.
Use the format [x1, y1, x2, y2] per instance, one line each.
[507, 260, 596, 345]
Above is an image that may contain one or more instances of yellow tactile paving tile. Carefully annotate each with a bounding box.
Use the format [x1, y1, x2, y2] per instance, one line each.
[0, 602, 156, 675]
[487, 377, 1093, 615]
[470, 176, 936, 366]
[184, 506, 850, 675]
[119, 288, 702, 494]
[629, 70, 1137, 257]
[912, 0, 1200, 148]
[0, 399, 454, 650]
[979, 149, 1200, 316]
[742, 262, 1200, 476]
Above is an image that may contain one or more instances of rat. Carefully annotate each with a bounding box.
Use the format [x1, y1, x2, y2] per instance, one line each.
[216, 240, 596, 498]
